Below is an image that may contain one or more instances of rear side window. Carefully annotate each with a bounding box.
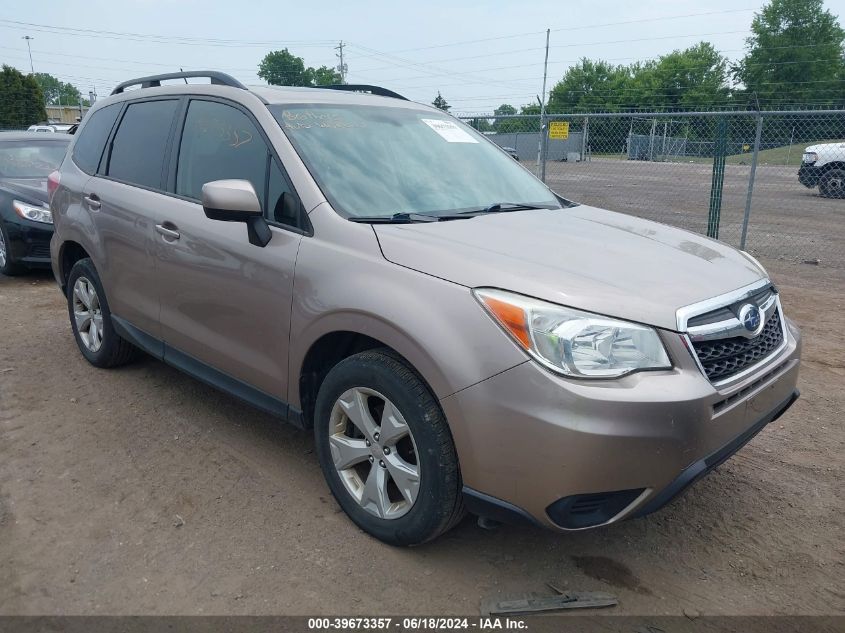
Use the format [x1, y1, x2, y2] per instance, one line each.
[71, 103, 120, 175]
[175, 100, 267, 207]
[107, 100, 178, 189]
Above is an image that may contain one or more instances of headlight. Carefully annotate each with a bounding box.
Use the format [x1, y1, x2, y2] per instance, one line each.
[802, 152, 817, 163]
[474, 288, 671, 378]
[13, 200, 53, 224]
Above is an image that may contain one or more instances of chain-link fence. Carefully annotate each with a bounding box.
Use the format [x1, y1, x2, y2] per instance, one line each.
[461, 110, 845, 268]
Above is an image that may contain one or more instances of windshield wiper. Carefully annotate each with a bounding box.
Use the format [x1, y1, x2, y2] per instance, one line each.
[484, 202, 548, 213]
[349, 212, 471, 224]
[456, 202, 551, 216]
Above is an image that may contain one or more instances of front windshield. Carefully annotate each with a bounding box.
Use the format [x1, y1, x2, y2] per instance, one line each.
[270, 104, 560, 217]
[0, 140, 68, 178]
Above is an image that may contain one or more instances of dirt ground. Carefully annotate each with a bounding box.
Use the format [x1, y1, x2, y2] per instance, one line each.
[0, 261, 843, 616]
[542, 160, 845, 269]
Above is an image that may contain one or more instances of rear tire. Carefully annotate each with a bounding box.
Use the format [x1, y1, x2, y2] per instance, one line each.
[0, 222, 27, 276]
[819, 168, 845, 198]
[314, 349, 464, 546]
[66, 258, 139, 368]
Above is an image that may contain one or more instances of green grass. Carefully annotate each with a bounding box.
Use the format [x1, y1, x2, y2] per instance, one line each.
[725, 143, 809, 167]
[589, 140, 841, 167]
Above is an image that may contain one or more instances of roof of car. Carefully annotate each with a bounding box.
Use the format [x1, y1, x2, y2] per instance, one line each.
[0, 131, 72, 142]
[99, 71, 431, 112]
[248, 85, 427, 109]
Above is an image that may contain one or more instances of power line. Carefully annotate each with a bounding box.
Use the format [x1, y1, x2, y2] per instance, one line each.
[347, 7, 759, 59]
[353, 56, 843, 92]
[351, 29, 750, 75]
[0, 19, 338, 48]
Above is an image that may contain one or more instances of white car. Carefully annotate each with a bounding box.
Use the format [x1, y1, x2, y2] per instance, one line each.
[799, 141, 845, 198]
[26, 124, 74, 134]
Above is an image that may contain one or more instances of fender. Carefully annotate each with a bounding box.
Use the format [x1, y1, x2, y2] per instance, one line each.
[287, 214, 528, 411]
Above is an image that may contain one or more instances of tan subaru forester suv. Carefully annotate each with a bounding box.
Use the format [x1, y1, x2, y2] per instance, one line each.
[49, 72, 801, 545]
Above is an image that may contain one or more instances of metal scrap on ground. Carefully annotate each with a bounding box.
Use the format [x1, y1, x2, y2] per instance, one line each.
[481, 584, 618, 616]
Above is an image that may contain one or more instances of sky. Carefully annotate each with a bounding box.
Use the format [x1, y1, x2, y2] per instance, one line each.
[2, 0, 844, 114]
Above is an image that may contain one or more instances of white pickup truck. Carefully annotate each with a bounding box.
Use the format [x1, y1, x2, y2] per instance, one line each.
[798, 141, 845, 198]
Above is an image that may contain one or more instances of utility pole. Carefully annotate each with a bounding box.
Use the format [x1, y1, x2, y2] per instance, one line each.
[22, 35, 35, 74]
[537, 29, 550, 181]
[335, 41, 347, 84]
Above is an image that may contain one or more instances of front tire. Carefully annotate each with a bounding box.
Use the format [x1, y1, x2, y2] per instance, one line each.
[66, 258, 138, 368]
[314, 349, 464, 546]
[819, 168, 845, 198]
[0, 222, 27, 276]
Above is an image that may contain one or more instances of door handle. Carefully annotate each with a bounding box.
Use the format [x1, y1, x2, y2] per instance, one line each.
[83, 194, 101, 210]
[155, 223, 181, 240]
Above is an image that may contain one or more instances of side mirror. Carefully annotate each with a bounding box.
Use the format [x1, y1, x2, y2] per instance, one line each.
[202, 179, 271, 247]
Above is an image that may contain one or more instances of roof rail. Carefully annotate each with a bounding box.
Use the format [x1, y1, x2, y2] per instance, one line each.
[111, 71, 247, 95]
[317, 84, 407, 101]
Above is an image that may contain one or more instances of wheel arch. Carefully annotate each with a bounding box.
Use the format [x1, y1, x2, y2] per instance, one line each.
[294, 326, 446, 430]
[58, 240, 92, 291]
[819, 161, 845, 172]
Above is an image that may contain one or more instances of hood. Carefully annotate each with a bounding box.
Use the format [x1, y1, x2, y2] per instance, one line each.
[805, 141, 845, 153]
[0, 178, 49, 205]
[374, 206, 766, 331]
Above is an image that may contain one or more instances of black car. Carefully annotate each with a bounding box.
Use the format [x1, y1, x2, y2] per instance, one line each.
[0, 132, 70, 275]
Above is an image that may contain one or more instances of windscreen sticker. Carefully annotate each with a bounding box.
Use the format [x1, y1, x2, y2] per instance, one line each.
[421, 118, 478, 143]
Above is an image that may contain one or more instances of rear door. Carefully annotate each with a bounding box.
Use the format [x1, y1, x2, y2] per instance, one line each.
[154, 97, 304, 402]
[86, 97, 180, 340]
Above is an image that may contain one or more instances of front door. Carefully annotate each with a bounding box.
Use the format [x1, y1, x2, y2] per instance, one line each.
[154, 98, 304, 403]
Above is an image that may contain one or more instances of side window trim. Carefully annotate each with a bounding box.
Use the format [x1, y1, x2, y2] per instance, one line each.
[95, 102, 126, 175]
[266, 155, 312, 236]
[169, 96, 310, 234]
[159, 97, 188, 192]
[100, 96, 181, 192]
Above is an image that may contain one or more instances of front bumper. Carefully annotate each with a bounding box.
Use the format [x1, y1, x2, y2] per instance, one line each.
[2, 217, 54, 267]
[442, 318, 802, 531]
[798, 163, 823, 188]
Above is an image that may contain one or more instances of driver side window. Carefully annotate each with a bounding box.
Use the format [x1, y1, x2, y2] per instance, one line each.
[176, 100, 268, 209]
[176, 99, 302, 229]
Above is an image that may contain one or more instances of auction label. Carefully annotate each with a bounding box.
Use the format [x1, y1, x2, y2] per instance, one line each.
[421, 119, 479, 143]
[307, 617, 527, 631]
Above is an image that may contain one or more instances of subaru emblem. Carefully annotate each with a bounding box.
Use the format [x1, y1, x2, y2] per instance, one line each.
[739, 304, 762, 333]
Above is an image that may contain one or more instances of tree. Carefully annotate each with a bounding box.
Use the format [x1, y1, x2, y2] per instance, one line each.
[636, 42, 730, 110]
[258, 50, 344, 87]
[309, 65, 342, 86]
[733, 0, 845, 108]
[0, 65, 47, 127]
[258, 49, 312, 86]
[493, 103, 542, 133]
[494, 103, 517, 117]
[548, 59, 637, 112]
[32, 73, 82, 106]
[492, 104, 521, 132]
[432, 92, 450, 111]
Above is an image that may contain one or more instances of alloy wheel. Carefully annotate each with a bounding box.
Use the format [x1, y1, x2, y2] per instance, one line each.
[72, 277, 104, 352]
[328, 387, 421, 519]
[0, 228, 6, 268]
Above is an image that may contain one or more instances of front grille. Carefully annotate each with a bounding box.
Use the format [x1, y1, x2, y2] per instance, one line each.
[692, 310, 784, 382]
[27, 242, 51, 259]
[687, 286, 775, 327]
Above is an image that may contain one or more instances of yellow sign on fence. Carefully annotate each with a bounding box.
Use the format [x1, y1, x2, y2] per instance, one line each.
[549, 121, 569, 140]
